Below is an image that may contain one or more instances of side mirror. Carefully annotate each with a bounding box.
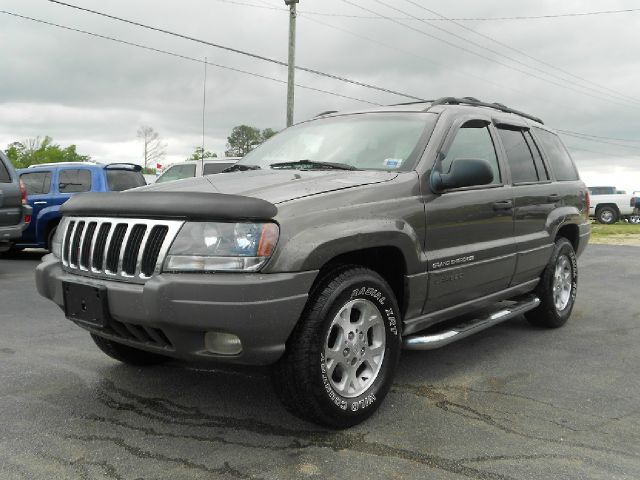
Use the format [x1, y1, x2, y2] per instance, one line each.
[430, 158, 494, 192]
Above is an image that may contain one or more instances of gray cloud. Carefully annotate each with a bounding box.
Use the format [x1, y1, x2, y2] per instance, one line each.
[0, 0, 638, 189]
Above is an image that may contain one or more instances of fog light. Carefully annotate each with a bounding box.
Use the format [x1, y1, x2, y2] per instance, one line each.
[204, 331, 242, 355]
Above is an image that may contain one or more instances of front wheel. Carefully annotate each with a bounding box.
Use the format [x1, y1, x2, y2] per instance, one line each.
[596, 206, 618, 224]
[272, 267, 402, 428]
[526, 237, 578, 328]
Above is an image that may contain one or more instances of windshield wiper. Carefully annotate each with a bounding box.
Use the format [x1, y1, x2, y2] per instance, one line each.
[269, 159, 359, 171]
[221, 164, 261, 173]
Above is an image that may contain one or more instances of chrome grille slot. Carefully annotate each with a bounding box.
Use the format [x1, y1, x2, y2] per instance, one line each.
[69, 221, 85, 267]
[105, 224, 128, 273]
[123, 225, 147, 276]
[79, 222, 97, 270]
[92, 223, 111, 271]
[141, 226, 168, 277]
[60, 217, 183, 284]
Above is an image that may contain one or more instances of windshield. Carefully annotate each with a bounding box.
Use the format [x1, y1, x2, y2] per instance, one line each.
[238, 113, 435, 171]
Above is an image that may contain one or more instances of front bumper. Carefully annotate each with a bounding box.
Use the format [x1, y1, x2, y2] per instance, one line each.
[36, 254, 318, 365]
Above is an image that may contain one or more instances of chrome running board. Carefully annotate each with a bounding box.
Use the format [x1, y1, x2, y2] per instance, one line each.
[403, 295, 540, 350]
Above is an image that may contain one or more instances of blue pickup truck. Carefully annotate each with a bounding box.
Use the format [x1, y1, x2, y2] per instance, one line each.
[15, 162, 145, 250]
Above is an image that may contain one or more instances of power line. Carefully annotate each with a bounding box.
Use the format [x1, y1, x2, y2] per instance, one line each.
[214, 0, 640, 22]
[556, 129, 640, 144]
[344, 0, 640, 110]
[400, 0, 640, 107]
[46, 0, 424, 102]
[0, 10, 382, 107]
[565, 144, 638, 158]
[558, 131, 640, 151]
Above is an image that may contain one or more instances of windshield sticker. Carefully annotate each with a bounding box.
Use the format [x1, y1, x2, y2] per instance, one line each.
[384, 158, 403, 169]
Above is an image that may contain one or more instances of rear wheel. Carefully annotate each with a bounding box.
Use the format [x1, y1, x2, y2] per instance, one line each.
[272, 267, 402, 428]
[525, 237, 578, 328]
[596, 206, 618, 224]
[91, 333, 169, 366]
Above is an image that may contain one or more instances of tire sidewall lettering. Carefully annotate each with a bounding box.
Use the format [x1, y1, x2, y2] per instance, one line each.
[319, 282, 400, 414]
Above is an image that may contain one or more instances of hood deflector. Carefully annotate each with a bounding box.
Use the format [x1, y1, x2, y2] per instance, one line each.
[60, 192, 278, 221]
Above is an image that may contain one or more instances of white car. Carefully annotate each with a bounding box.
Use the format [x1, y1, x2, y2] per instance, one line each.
[155, 158, 240, 184]
[588, 186, 637, 224]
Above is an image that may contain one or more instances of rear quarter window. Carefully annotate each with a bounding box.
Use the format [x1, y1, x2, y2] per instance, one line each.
[106, 170, 146, 191]
[533, 128, 579, 181]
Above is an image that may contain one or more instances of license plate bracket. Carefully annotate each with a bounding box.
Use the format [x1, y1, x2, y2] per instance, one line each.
[63, 281, 109, 328]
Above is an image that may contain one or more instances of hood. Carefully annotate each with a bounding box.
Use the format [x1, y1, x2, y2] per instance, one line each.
[142, 169, 398, 204]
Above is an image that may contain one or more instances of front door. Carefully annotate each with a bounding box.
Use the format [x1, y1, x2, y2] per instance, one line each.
[423, 118, 516, 313]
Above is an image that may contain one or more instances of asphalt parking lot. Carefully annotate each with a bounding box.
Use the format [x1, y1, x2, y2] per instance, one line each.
[1, 245, 638, 480]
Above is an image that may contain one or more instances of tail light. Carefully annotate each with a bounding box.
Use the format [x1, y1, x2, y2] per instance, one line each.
[631, 197, 637, 207]
[19, 179, 31, 224]
[19, 179, 27, 205]
[584, 189, 590, 216]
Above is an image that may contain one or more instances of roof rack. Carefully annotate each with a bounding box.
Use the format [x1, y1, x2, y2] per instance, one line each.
[27, 161, 99, 168]
[426, 96, 544, 124]
[315, 110, 339, 117]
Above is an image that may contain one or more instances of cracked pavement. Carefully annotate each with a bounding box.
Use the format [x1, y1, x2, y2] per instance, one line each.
[0, 245, 638, 479]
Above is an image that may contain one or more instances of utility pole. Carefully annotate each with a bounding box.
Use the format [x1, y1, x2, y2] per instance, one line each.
[285, 0, 299, 127]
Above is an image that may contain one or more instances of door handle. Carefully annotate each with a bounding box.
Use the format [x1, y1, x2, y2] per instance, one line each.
[548, 194, 561, 203]
[34, 201, 48, 205]
[493, 200, 513, 210]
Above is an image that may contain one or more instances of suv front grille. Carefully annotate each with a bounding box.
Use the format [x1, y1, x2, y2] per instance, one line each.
[61, 217, 183, 283]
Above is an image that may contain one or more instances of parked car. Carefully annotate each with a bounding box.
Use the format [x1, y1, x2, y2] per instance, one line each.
[16, 162, 145, 250]
[0, 151, 32, 252]
[587, 186, 636, 224]
[36, 97, 590, 428]
[155, 158, 240, 184]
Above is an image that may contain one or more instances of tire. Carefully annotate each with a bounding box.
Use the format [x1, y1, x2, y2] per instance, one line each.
[90, 333, 169, 366]
[630, 215, 640, 225]
[272, 266, 402, 428]
[596, 206, 618, 224]
[525, 237, 578, 329]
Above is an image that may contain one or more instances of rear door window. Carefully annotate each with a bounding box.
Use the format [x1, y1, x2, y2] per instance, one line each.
[203, 162, 233, 175]
[106, 170, 146, 191]
[58, 169, 92, 193]
[533, 128, 579, 181]
[21, 171, 52, 195]
[497, 127, 539, 183]
[156, 164, 196, 183]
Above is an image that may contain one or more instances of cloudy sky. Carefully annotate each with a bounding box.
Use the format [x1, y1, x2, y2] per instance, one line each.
[1, 0, 639, 191]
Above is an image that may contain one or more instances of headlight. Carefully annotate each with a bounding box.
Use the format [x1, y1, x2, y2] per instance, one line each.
[51, 218, 69, 258]
[164, 222, 279, 272]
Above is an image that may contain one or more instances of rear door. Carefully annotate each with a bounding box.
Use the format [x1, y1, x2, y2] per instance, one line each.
[56, 168, 93, 206]
[0, 153, 22, 228]
[423, 117, 516, 313]
[495, 125, 555, 285]
[19, 170, 52, 243]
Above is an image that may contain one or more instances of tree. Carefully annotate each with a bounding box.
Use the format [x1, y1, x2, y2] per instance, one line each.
[4, 136, 90, 168]
[137, 125, 167, 169]
[187, 146, 217, 161]
[225, 125, 279, 157]
[261, 128, 278, 141]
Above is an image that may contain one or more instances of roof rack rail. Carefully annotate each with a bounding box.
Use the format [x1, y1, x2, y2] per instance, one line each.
[315, 110, 339, 117]
[27, 161, 99, 168]
[426, 97, 544, 124]
[388, 100, 432, 106]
